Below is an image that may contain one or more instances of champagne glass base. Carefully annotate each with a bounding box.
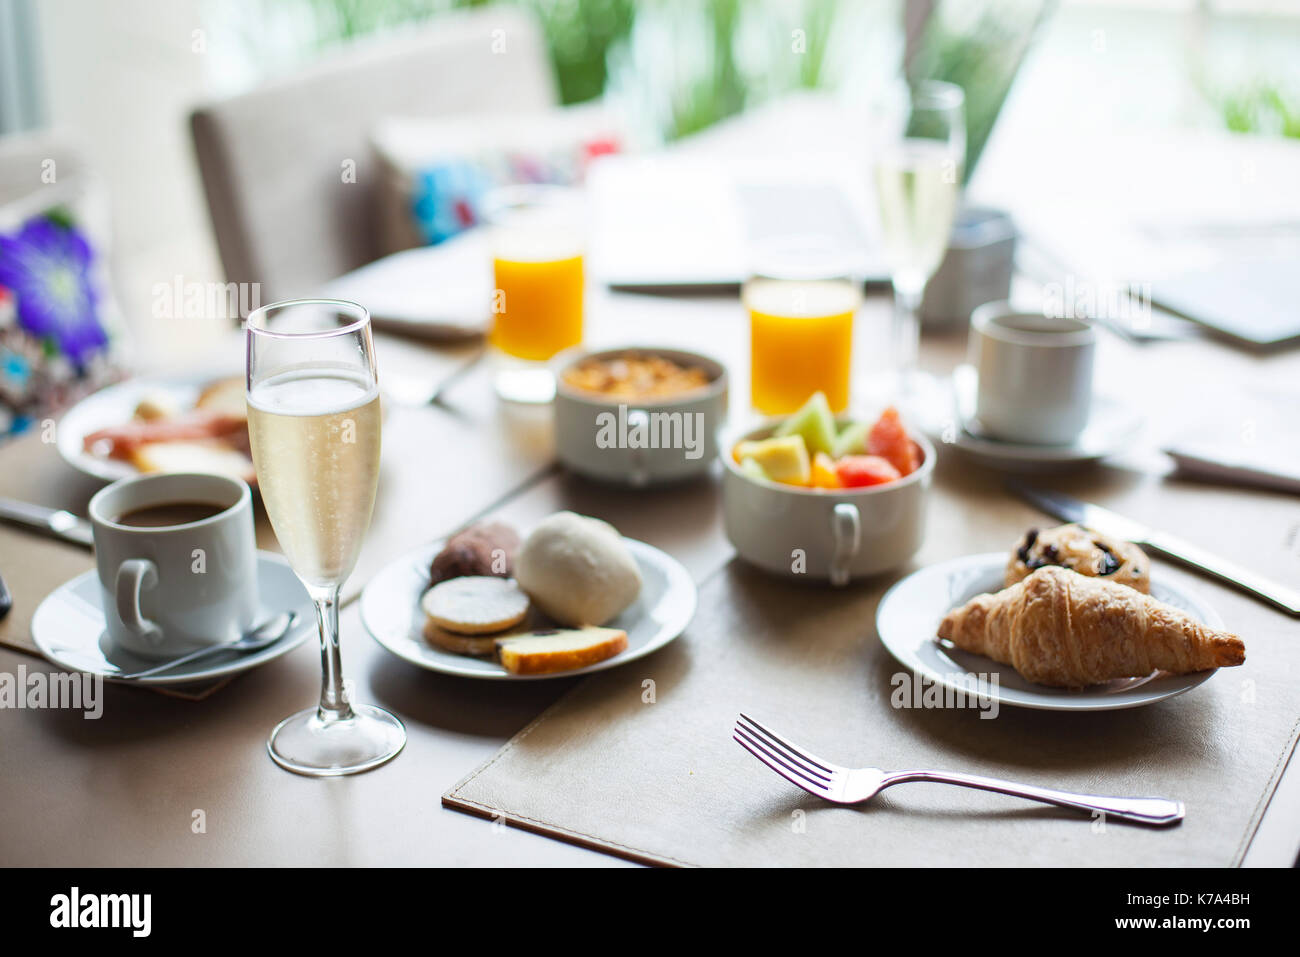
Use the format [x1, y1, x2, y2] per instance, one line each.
[493, 366, 556, 404]
[267, 704, 406, 777]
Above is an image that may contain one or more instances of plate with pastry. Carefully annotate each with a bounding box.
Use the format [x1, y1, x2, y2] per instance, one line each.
[877, 524, 1246, 710]
[360, 511, 696, 679]
[58, 371, 255, 484]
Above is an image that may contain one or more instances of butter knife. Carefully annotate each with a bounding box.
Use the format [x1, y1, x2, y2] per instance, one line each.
[1008, 482, 1300, 617]
[0, 497, 94, 548]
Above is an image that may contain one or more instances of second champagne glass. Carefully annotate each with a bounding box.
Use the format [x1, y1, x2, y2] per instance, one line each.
[871, 80, 965, 392]
[246, 298, 405, 776]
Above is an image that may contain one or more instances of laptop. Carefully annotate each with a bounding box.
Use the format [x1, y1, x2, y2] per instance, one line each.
[1151, 258, 1300, 349]
[587, 152, 889, 291]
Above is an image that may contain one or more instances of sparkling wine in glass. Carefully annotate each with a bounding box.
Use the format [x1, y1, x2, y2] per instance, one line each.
[246, 298, 405, 776]
[871, 80, 965, 388]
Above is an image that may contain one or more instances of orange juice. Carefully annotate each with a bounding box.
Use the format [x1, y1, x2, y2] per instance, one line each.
[491, 254, 584, 361]
[745, 276, 858, 414]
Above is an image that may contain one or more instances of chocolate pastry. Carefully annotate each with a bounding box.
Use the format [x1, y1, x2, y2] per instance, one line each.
[429, 522, 520, 585]
[1005, 523, 1149, 593]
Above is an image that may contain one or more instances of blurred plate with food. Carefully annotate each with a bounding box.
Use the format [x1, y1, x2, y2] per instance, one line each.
[57, 372, 254, 484]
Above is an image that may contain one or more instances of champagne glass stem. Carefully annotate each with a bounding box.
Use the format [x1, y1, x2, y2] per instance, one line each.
[309, 585, 354, 723]
[891, 281, 923, 377]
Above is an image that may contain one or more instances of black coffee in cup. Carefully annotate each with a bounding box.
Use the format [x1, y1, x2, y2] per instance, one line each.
[116, 501, 226, 528]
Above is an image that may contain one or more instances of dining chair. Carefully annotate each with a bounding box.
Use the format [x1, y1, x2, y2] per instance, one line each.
[190, 6, 558, 302]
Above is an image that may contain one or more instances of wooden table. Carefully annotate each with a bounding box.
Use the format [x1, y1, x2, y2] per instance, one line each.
[2, 102, 1299, 867]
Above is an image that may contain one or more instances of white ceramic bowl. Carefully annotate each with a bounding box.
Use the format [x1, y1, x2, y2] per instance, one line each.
[554, 347, 728, 486]
[722, 418, 935, 585]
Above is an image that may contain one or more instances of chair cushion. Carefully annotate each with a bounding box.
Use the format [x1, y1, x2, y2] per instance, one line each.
[370, 104, 622, 254]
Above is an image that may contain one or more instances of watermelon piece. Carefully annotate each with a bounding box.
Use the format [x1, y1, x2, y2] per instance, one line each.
[867, 406, 920, 477]
[835, 454, 901, 488]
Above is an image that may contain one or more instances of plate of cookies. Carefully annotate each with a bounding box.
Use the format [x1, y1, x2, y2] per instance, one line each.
[360, 511, 697, 679]
[877, 523, 1247, 711]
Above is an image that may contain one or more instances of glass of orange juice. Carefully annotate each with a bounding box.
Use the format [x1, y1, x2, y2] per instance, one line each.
[486, 186, 585, 402]
[744, 238, 860, 416]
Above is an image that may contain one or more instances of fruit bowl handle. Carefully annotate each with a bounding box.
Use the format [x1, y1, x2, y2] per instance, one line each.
[829, 503, 860, 587]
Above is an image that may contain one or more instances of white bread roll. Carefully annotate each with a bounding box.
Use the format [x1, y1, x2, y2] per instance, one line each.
[515, 511, 642, 626]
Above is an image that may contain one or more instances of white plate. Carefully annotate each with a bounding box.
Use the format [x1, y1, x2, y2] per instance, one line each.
[907, 366, 1143, 472]
[360, 538, 696, 680]
[876, 552, 1223, 711]
[32, 552, 315, 686]
[57, 371, 245, 483]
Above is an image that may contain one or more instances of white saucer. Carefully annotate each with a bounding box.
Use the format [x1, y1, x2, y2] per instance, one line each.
[907, 365, 1143, 472]
[32, 552, 315, 685]
[876, 552, 1223, 711]
[360, 537, 696, 680]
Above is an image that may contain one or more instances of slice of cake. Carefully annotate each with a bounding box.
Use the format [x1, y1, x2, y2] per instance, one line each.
[497, 626, 628, 675]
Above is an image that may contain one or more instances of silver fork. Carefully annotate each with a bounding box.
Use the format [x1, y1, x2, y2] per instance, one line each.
[733, 713, 1184, 827]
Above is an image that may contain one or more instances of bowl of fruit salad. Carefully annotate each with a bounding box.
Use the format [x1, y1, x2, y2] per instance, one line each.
[722, 393, 934, 585]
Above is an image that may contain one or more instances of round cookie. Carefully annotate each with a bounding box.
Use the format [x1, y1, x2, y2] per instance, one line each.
[422, 619, 503, 656]
[514, 511, 642, 627]
[421, 576, 530, 634]
[1005, 523, 1149, 593]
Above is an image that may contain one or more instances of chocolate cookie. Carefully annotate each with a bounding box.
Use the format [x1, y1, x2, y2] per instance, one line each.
[430, 522, 520, 585]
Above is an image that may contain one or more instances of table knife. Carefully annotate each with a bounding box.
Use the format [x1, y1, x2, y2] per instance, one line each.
[1008, 482, 1300, 617]
[0, 497, 94, 548]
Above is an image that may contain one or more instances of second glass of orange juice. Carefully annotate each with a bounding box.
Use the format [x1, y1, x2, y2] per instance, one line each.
[744, 240, 860, 415]
[487, 186, 585, 402]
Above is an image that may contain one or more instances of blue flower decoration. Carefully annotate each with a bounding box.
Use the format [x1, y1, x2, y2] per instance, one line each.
[0, 216, 107, 368]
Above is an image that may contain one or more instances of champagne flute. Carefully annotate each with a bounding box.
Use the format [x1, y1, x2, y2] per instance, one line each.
[871, 80, 965, 391]
[246, 298, 405, 776]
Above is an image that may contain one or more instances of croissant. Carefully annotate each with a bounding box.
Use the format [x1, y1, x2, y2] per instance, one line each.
[937, 566, 1245, 687]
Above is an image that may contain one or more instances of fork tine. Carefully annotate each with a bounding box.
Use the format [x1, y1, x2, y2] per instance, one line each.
[734, 719, 833, 784]
[737, 713, 836, 775]
[732, 733, 829, 798]
[733, 724, 830, 792]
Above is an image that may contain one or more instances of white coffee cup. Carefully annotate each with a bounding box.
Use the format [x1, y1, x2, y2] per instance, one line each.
[969, 302, 1096, 445]
[88, 472, 259, 659]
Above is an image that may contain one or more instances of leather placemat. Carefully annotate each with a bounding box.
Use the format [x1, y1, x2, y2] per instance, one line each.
[0, 525, 233, 702]
[444, 480, 1300, 867]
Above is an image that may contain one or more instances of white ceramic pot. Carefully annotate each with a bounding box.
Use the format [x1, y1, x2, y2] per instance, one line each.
[722, 421, 935, 585]
[554, 347, 728, 487]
